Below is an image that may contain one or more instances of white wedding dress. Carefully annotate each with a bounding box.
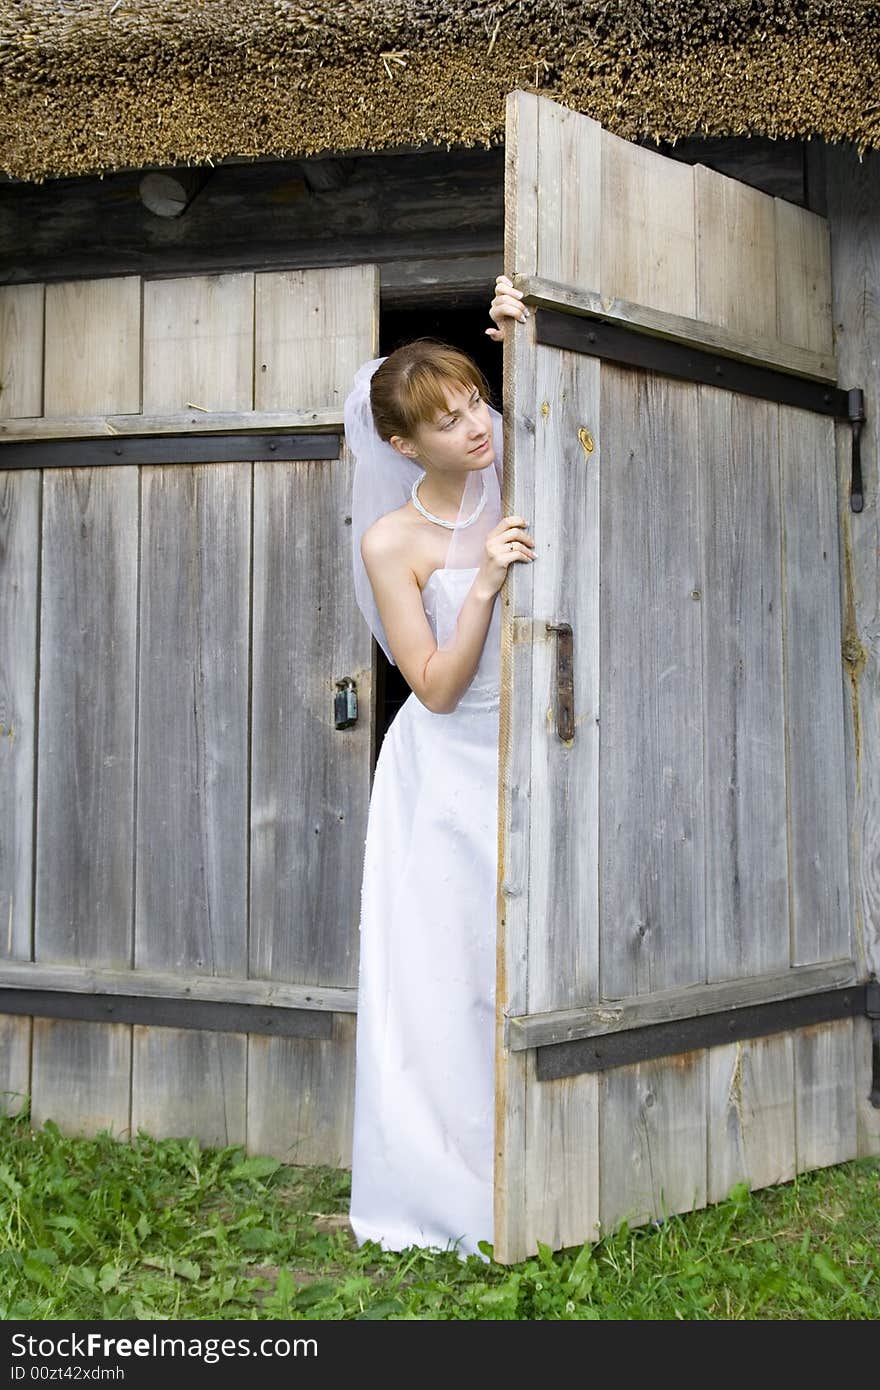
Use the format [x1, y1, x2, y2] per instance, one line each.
[349, 565, 501, 1262]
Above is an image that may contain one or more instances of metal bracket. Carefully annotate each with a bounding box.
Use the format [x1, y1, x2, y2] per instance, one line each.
[546, 622, 574, 742]
[0, 432, 341, 471]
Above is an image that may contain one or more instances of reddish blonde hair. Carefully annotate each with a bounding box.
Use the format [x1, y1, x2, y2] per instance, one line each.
[370, 339, 492, 443]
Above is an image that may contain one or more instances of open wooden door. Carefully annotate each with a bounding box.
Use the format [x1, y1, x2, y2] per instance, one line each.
[495, 91, 869, 1263]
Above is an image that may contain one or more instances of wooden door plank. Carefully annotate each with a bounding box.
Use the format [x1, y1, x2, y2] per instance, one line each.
[599, 1053, 708, 1234]
[527, 343, 600, 1011]
[775, 198, 833, 356]
[824, 147, 880, 1160]
[778, 406, 851, 967]
[32, 277, 141, 1136]
[0, 468, 40, 1112]
[31, 1019, 131, 1138]
[599, 367, 704, 999]
[794, 1020, 858, 1170]
[601, 131, 696, 318]
[0, 1016, 30, 1117]
[255, 265, 378, 411]
[35, 466, 139, 966]
[700, 390, 789, 980]
[696, 165, 777, 342]
[0, 284, 44, 418]
[250, 455, 368, 986]
[130, 1025, 246, 1148]
[495, 89, 541, 1265]
[0, 469, 39, 964]
[32, 464, 137, 1134]
[534, 99, 601, 291]
[249, 263, 377, 1165]
[132, 272, 255, 1144]
[524, 1055, 600, 1252]
[143, 273, 253, 412]
[707, 1036, 796, 1202]
[134, 462, 250, 976]
[44, 278, 141, 417]
[246, 1016, 357, 1166]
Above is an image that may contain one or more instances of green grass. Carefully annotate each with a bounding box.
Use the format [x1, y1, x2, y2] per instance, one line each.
[0, 1106, 877, 1319]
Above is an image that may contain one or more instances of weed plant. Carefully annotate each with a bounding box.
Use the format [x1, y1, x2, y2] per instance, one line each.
[0, 1107, 877, 1319]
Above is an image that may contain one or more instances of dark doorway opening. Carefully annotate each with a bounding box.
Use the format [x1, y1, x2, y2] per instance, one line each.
[370, 299, 503, 753]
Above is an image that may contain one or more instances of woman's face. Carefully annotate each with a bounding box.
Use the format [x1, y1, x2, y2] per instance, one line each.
[392, 379, 495, 476]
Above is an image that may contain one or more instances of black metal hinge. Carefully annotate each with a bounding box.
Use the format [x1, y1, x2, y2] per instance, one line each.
[867, 975, 880, 1108]
[535, 308, 867, 512]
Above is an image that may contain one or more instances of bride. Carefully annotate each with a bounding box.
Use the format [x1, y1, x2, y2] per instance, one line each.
[344, 275, 533, 1262]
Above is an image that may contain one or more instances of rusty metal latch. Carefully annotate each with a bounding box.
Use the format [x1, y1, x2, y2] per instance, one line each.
[546, 622, 574, 742]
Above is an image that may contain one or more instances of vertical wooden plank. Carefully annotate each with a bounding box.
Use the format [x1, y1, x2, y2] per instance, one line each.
[775, 198, 833, 356]
[134, 463, 250, 976]
[31, 1020, 131, 1138]
[143, 273, 253, 412]
[599, 368, 704, 998]
[132, 272, 255, 1142]
[824, 146, 880, 1159]
[524, 1056, 600, 1252]
[0, 469, 40, 962]
[0, 284, 44, 418]
[0, 468, 40, 1116]
[44, 279, 140, 416]
[495, 89, 540, 1265]
[528, 343, 600, 1011]
[0, 284, 43, 1115]
[255, 265, 377, 410]
[249, 265, 376, 1165]
[601, 132, 696, 318]
[599, 1054, 707, 1234]
[708, 1037, 796, 1202]
[130, 1026, 246, 1148]
[795, 1021, 858, 1170]
[32, 277, 140, 1137]
[700, 390, 789, 981]
[696, 165, 777, 341]
[0, 1015, 31, 1117]
[35, 468, 139, 966]
[534, 100, 601, 291]
[246, 1015, 357, 1165]
[779, 406, 851, 966]
[250, 454, 367, 987]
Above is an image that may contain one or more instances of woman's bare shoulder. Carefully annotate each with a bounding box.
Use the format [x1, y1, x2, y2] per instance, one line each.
[362, 501, 446, 589]
[361, 503, 417, 560]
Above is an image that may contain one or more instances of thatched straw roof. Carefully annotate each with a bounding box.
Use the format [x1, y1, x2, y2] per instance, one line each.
[1, 1, 878, 183]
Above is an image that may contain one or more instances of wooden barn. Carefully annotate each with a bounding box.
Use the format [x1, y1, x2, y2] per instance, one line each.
[1, 1, 879, 1264]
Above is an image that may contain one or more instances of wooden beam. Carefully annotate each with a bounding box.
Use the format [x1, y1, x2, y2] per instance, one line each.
[0, 408, 343, 443]
[506, 960, 859, 1050]
[518, 274, 837, 383]
[0, 960, 357, 1013]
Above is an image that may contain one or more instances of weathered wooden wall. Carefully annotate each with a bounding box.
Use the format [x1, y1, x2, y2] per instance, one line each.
[0, 265, 377, 1165]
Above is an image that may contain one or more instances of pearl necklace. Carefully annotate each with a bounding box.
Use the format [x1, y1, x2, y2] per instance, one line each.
[410, 471, 488, 530]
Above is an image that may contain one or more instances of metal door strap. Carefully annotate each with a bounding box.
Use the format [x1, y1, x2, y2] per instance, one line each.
[535, 977, 880, 1107]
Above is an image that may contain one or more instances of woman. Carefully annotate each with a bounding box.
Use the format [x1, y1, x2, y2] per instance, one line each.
[344, 276, 532, 1261]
